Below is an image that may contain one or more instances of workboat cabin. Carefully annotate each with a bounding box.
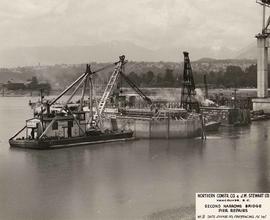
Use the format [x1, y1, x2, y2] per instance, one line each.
[25, 110, 87, 140]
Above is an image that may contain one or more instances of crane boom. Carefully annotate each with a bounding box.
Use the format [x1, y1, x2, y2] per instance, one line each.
[119, 72, 152, 105]
[91, 55, 152, 128]
[95, 55, 126, 118]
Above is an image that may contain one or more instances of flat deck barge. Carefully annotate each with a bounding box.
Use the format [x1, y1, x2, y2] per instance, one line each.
[9, 131, 133, 149]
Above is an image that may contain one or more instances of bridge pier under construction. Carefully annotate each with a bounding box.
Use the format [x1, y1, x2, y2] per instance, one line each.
[253, 1, 270, 113]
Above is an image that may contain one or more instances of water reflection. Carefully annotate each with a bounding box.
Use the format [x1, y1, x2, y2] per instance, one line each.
[257, 131, 270, 192]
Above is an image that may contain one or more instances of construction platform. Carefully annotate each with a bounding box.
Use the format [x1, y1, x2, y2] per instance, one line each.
[103, 108, 202, 139]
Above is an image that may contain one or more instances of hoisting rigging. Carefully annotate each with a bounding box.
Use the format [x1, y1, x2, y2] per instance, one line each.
[180, 51, 200, 113]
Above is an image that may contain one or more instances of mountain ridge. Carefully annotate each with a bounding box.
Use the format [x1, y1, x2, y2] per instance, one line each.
[0, 40, 243, 67]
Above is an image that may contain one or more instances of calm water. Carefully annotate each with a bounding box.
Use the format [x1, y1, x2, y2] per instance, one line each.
[0, 97, 270, 220]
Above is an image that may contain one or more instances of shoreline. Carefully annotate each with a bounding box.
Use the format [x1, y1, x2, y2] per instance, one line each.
[0, 87, 258, 98]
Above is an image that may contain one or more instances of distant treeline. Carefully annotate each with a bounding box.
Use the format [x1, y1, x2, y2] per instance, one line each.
[126, 68, 181, 88]
[125, 64, 258, 89]
[0, 62, 259, 90]
[194, 64, 257, 88]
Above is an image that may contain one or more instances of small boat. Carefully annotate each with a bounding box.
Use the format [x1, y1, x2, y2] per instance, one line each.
[251, 114, 270, 121]
[251, 110, 270, 121]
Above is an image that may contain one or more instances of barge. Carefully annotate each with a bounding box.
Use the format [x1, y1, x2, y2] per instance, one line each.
[9, 56, 134, 149]
[9, 130, 133, 149]
[103, 107, 203, 139]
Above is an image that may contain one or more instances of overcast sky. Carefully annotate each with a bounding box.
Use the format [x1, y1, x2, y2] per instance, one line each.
[0, 0, 264, 52]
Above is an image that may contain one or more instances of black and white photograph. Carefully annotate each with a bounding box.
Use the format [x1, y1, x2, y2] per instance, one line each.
[0, 0, 270, 219]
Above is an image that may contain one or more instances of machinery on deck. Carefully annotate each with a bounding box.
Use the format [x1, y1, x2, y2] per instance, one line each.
[9, 56, 135, 149]
[119, 72, 152, 105]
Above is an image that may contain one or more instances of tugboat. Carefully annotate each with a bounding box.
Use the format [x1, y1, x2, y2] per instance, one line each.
[9, 56, 134, 149]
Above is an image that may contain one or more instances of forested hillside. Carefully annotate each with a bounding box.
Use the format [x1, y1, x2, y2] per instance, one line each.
[0, 59, 257, 91]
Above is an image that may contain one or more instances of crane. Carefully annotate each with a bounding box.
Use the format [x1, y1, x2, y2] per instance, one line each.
[93, 55, 126, 122]
[94, 55, 152, 121]
[180, 51, 200, 113]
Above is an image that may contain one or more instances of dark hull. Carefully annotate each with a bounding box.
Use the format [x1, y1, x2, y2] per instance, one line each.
[251, 115, 270, 121]
[9, 131, 134, 149]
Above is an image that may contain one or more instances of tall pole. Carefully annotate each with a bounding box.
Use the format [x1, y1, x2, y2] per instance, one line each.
[203, 74, 208, 99]
[89, 76, 93, 118]
[61, 75, 88, 110]
[263, 4, 266, 32]
[80, 76, 87, 111]
[49, 72, 87, 106]
[234, 88, 237, 109]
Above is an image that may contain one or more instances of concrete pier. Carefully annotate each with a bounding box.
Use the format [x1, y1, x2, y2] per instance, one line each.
[252, 97, 270, 113]
[253, 36, 270, 112]
[257, 36, 269, 98]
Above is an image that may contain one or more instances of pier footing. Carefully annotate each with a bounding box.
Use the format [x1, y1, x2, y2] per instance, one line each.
[252, 98, 270, 113]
